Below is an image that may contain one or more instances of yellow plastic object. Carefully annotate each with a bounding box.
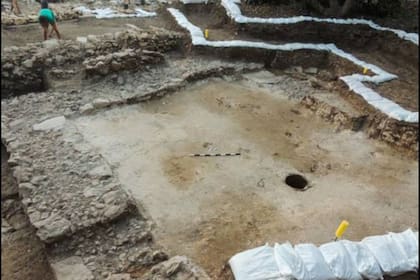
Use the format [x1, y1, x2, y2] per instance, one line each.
[205, 29, 209, 39]
[335, 220, 349, 239]
[363, 67, 368, 74]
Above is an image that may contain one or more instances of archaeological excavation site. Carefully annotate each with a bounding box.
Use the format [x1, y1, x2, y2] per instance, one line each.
[1, 0, 419, 279]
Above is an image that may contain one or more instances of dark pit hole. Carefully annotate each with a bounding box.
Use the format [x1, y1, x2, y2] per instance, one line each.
[285, 174, 308, 190]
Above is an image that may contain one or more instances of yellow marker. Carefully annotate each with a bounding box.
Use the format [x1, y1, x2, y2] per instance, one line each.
[335, 220, 349, 241]
[204, 29, 209, 39]
[363, 67, 368, 74]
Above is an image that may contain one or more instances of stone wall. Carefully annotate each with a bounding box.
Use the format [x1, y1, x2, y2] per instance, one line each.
[301, 95, 418, 156]
[1, 27, 184, 97]
[83, 49, 164, 78]
[367, 114, 418, 155]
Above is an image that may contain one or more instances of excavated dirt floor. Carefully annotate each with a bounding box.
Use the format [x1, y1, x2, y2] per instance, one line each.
[1, 0, 419, 279]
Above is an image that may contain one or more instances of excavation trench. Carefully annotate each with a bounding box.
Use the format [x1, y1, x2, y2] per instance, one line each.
[174, 2, 419, 112]
[69, 77, 418, 278]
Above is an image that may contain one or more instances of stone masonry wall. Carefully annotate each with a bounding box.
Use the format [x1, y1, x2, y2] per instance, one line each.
[1, 27, 184, 97]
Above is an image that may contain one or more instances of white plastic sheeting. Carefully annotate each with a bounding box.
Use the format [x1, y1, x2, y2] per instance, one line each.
[362, 234, 417, 276]
[229, 245, 281, 280]
[341, 240, 383, 280]
[274, 242, 309, 280]
[319, 242, 362, 280]
[167, 8, 419, 123]
[295, 244, 336, 280]
[220, 0, 418, 45]
[389, 229, 419, 269]
[74, 6, 156, 18]
[228, 229, 418, 280]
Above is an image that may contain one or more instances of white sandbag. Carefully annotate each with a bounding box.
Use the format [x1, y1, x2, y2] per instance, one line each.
[362, 234, 415, 276]
[341, 240, 383, 280]
[274, 242, 309, 280]
[228, 244, 281, 280]
[389, 229, 418, 269]
[294, 244, 336, 280]
[319, 241, 362, 280]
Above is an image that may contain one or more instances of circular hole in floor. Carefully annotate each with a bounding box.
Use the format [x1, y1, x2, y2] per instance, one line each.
[285, 174, 308, 190]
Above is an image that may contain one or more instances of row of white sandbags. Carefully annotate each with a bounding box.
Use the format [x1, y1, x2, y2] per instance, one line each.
[229, 229, 418, 280]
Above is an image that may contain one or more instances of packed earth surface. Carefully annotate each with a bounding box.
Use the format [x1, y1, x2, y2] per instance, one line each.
[1, 0, 419, 279]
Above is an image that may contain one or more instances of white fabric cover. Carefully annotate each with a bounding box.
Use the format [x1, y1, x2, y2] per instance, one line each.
[274, 242, 309, 280]
[341, 240, 383, 280]
[319, 241, 362, 280]
[389, 229, 418, 270]
[229, 245, 281, 280]
[362, 234, 416, 276]
[294, 244, 336, 280]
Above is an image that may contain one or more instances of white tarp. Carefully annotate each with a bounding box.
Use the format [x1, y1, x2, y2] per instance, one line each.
[167, 8, 419, 123]
[389, 228, 419, 269]
[341, 240, 383, 280]
[228, 245, 281, 280]
[274, 242, 309, 280]
[319, 241, 362, 280]
[74, 6, 156, 18]
[294, 244, 336, 280]
[229, 230, 418, 280]
[362, 234, 417, 276]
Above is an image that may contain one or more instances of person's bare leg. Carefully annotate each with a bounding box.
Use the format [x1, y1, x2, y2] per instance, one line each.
[11, 0, 21, 15]
[51, 23, 61, 39]
[43, 25, 48, 41]
[49, 26, 54, 38]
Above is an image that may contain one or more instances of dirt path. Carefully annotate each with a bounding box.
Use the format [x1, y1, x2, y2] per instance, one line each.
[1, 145, 56, 280]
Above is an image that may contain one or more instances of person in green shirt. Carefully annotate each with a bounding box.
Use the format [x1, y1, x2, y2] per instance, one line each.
[38, 8, 61, 41]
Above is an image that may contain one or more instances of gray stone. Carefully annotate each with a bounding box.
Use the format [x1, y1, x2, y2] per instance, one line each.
[101, 190, 121, 204]
[33, 116, 66, 131]
[87, 34, 99, 43]
[83, 187, 104, 198]
[106, 273, 131, 280]
[43, 39, 60, 49]
[304, 67, 319, 74]
[18, 182, 36, 198]
[145, 256, 211, 279]
[34, 215, 72, 242]
[51, 256, 94, 280]
[88, 165, 112, 179]
[22, 59, 33, 68]
[28, 211, 42, 223]
[7, 155, 19, 167]
[1, 219, 15, 234]
[92, 98, 111, 109]
[80, 103, 95, 115]
[117, 76, 125, 85]
[30, 175, 47, 186]
[77, 37, 88, 44]
[103, 203, 127, 220]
